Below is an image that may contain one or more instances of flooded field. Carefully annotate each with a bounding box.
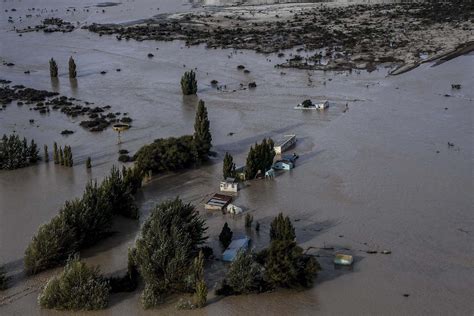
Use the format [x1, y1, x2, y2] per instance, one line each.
[1, 0, 473, 315]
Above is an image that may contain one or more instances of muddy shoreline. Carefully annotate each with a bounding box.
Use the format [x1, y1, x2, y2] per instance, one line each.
[84, 2, 473, 73]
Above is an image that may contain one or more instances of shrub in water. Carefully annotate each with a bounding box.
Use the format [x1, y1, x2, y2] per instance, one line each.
[38, 258, 110, 310]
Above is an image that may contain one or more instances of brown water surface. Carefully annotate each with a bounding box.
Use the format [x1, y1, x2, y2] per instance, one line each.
[0, 0, 473, 315]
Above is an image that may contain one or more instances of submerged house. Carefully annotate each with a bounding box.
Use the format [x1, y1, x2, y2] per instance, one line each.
[265, 168, 275, 179]
[220, 177, 239, 193]
[315, 100, 329, 110]
[204, 193, 232, 211]
[274, 134, 297, 155]
[273, 159, 294, 170]
[222, 236, 251, 262]
[294, 100, 329, 110]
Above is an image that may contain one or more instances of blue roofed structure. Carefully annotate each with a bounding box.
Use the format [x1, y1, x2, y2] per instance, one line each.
[222, 236, 251, 262]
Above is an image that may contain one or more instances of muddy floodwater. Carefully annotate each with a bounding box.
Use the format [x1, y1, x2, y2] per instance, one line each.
[1, 0, 473, 315]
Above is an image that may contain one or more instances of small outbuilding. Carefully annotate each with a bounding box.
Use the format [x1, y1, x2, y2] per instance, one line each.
[205, 193, 233, 211]
[274, 134, 297, 155]
[222, 237, 251, 262]
[273, 159, 294, 170]
[220, 177, 239, 193]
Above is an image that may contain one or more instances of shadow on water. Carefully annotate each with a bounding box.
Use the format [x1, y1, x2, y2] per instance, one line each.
[69, 78, 78, 97]
[50, 77, 60, 92]
[297, 218, 340, 244]
[81, 217, 141, 259]
[295, 148, 325, 167]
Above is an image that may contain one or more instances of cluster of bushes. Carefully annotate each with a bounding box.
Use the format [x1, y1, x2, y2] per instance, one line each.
[53, 142, 73, 167]
[245, 138, 275, 179]
[24, 166, 143, 275]
[134, 135, 197, 173]
[38, 257, 110, 310]
[217, 213, 320, 296]
[0, 134, 39, 170]
[38, 249, 139, 311]
[133, 198, 208, 309]
[133, 100, 212, 174]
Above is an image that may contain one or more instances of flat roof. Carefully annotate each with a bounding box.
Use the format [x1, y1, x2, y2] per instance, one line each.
[206, 193, 232, 205]
[275, 134, 296, 147]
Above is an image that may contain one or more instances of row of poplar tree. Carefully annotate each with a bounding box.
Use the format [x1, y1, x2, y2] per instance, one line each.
[49, 56, 77, 78]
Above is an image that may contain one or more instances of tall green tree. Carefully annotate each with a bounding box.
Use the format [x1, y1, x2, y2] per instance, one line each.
[53, 142, 59, 164]
[24, 166, 141, 275]
[64, 145, 73, 167]
[101, 166, 138, 219]
[219, 223, 233, 249]
[44, 144, 49, 162]
[59, 146, 64, 165]
[24, 200, 82, 274]
[0, 134, 39, 170]
[263, 240, 319, 289]
[68, 56, 77, 78]
[77, 181, 114, 246]
[49, 58, 58, 78]
[245, 138, 275, 179]
[190, 250, 207, 307]
[222, 152, 236, 179]
[270, 213, 295, 242]
[193, 100, 212, 160]
[29, 139, 39, 163]
[225, 251, 264, 294]
[134, 198, 207, 308]
[181, 70, 197, 95]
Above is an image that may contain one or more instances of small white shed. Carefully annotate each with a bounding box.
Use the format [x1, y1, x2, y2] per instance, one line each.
[220, 177, 239, 193]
